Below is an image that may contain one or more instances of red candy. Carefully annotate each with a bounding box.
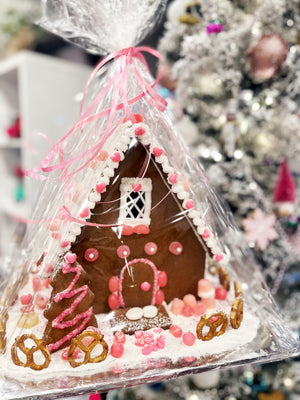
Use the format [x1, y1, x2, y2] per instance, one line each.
[215, 286, 228, 300]
[84, 248, 99, 262]
[153, 147, 164, 157]
[110, 152, 121, 162]
[202, 229, 210, 239]
[144, 242, 158, 255]
[185, 200, 194, 209]
[168, 174, 178, 184]
[134, 224, 150, 234]
[96, 183, 106, 193]
[158, 271, 167, 287]
[108, 293, 119, 310]
[89, 394, 102, 400]
[20, 294, 32, 305]
[132, 183, 142, 192]
[135, 126, 145, 136]
[34, 293, 49, 309]
[169, 241, 183, 255]
[110, 343, 124, 358]
[169, 324, 183, 338]
[114, 331, 126, 344]
[182, 331, 196, 346]
[108, 276, 119, 293]
[117, 245, 130, 259]
[155, 289, 165, 305]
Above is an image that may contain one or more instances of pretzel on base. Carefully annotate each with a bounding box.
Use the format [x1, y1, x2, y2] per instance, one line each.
[11, 334, 51, 371]
[208, 263, 219, 276]
[218, 267, 230, 291]
[196, 312, 228, 341]
[68, 330, 108, 368]
[230, 296, 243, 329]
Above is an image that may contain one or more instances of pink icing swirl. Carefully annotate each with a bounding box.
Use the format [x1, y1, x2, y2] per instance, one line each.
[47, 261, 93, 352]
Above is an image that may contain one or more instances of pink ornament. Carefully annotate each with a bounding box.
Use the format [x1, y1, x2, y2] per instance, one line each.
[89, 394, 102, 400]
[193, 302, 207, 316]
[183, 332, 196, 346]
[20, 294, 32, 305]
[96, 183, 106, 193]
[84, 248, 99, 262]
[169, 241, 183, 255]
[117, 245, 130, 259]
[197, 279, 215, 299]
[215, 286, 228, 300]
[108, 276, 119, 293]
[144, 242, 158, 255]
[65, 253, 77, 264]
[215, 253, 223, 262]
[34, 293, 49, 309]
[141, 282, 151, 291]
[183, 294, 197, 308]
[153, 147, 163, 157]
[155, 289, 165, 305]
[169, 324, 183, 338]
[108, 293, 119, 310]
[114, 331, 126, 344]
[111, 152, 121, 162]
[80, 208, 89, 218]
[168, 174, 178, 184]
[135, 126, 145, 136]
[202, 229, 210, 239]
[185, 200, 194, 209]
[110, 343, 124, 358]
[171, 298, 184, 315]
[158, 271, 167, 287]
[132, 183, 142, 192]
[182, 304, 194, 317]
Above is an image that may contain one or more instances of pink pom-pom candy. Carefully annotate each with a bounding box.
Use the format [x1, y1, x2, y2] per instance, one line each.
[170, 298, 184, 315]
[114, 331, 126, 344]
[183, 332, 196, 346]
[215, 286, 228, 300]
[135, 126, 145, 136]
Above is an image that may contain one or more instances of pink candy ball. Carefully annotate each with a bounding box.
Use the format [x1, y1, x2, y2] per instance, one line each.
[215, 286, 228, 300]
[144, 242, 158, 255]
[117, 245, 130, 259]
[183, 294, 197, 308]
[169, 324, 183, 338]
[183, 332, 196, 346]
[108, 276, 119, 293]
[170, 298, 184, 315]
[193, 302, 207, 316]
[84, 248, 99, 262]
[169, 241, 183, 255]
[182, 304, 194, 317]
[110, 343, 124, 358]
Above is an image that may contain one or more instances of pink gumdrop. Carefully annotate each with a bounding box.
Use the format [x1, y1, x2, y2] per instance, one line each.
[183, 332, 196, 346]
[169, 241, 183, 255]
[117, 245, 130, 259]
[169, 324, 183, 338]
[193, 302, 207, 316]
[32, 277, 41, 292]
[202, 229, 210, 239]
[134, 331, 143, 339]
[156, 335, 165, 349]
[144, 242, 158, 255]
[110, 343, 124, 358]
[215, 286, 228, 300]
[20, 294, 32, 305]
[151, 343, 158, 352]
[108, 293, 119, 310]
[158, 271, 167, 287]
[34, 293, 49, 309]
[182, 304, 194, 317]
[155, 289, 165, 305]
[197, 279, 215, 298]
[183, 294, 197, 308]
[201, 297, 216, 310]
[142, 344, 152, 356]
[170, 298, 184, 315]
[108, 276, 119, 293]
[114, 331, 126, 344]
[141, 282, 151, 291]
[84, 248, 99, 262]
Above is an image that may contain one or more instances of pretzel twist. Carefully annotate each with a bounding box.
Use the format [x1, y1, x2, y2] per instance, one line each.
[196, 312, 228, 341]
[230, 296, 243, 329]
[11, 334, 51, 371]
[68, 330, 108, 368]
[218, 267, 230, 291]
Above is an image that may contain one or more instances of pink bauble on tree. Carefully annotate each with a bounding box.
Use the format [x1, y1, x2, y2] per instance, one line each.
[273, 160, 296, 217]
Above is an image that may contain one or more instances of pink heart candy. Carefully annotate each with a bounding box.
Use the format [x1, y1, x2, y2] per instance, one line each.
[215, 253, 223, 262]
[111, 152, 121, 162]
[132, 183, 141, 192]
[141, 282, 151, 291]
[202, 229, 210, 239]
[185, 200, 194, 209]
[60, 240, 70, 248]
[169, 174, 178, 184]
[96, 183, 106, 193]
[153, 147, 163, 157]
[66, 253, 77, 264]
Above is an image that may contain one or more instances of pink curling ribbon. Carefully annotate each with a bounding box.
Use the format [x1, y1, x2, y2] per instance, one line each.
[25, 46, 167, 181]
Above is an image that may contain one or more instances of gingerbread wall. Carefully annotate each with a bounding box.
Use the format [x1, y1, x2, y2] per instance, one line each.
[71, 141, 207, 314]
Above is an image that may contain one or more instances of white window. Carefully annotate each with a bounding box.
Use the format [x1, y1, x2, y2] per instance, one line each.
[119, 178, 152, 226]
